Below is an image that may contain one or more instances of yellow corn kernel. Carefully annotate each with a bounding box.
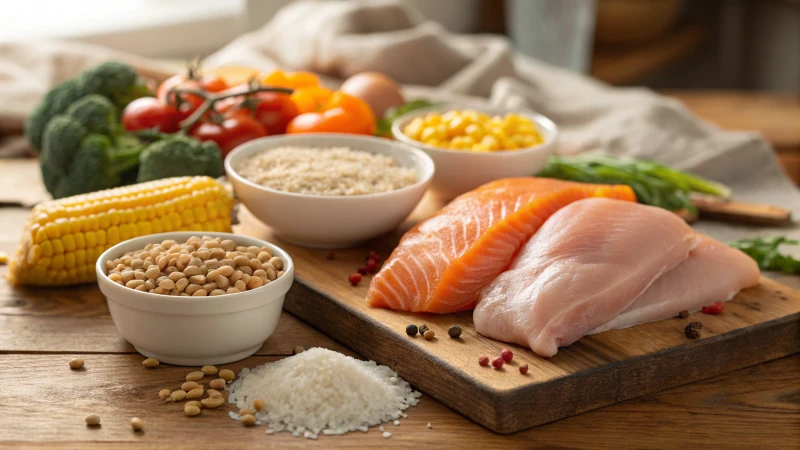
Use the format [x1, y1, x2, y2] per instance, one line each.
[465, 123, 486, 140]
[8, 177, 233, 286]
[40, 241, 53, 257]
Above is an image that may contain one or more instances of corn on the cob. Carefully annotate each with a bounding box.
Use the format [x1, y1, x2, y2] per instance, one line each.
[8, 176, 233, 286]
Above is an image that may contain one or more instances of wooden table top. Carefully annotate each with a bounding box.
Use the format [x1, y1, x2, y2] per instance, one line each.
[2, 88, 800, 447]
[1, 185, 799, 449]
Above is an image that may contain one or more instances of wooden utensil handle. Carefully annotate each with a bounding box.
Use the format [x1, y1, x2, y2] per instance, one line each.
[691, 197, 792, 226]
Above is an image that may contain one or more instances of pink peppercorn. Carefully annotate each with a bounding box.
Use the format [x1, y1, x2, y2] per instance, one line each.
[501, 348, 513, 362]
[702, 301, 725, 315]
[348, 273, 362, 286]
[478, 356, 489, 366]
[491, 357, 504, 369]
[519, 364, 529, 375]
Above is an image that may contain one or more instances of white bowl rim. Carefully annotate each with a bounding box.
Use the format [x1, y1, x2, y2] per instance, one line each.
[95, 231, 294, 307]
[224, 133, 435, 201]
[390, 103, 559, 157]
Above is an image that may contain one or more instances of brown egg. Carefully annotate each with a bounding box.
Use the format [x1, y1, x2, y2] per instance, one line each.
[340, 72, 406, 117]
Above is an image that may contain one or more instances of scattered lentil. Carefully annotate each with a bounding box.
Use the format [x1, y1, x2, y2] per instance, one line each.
[142, 358, 160, 368]
[293, 346, 305, 355]
[130, 417, 145, 431]
[186, 387, 204, 399]
[519, 364, 529, 375]
[242, 414, 257, 427]
[201, 396, 225, 408]
[685, 322, 703, 339]
[209, 378, 226, 390]
[85, 414, 101, 426]
[254, 399, 266, 411]
[181, 381, 200, 392]
[447, 325, 462, 338]
[423, 329, 435, 340]
[405, 324, 418, 336]
[491, 357, 504, 369]
[185, 371, 204, 382]
[478, 356, 490, 366]
[207, 389, 223, 398]
[184, 404, 201, 416]
[69, 357, 85, 370]
[678, 310, 690, 319]
[170, 390, 187, 401]
[158, 389, 170, 399]
[501, 348, 514, 362]
[219, 369, 235, 382]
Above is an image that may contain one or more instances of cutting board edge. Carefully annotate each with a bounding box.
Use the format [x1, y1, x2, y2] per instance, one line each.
[284, 277, 800, 434]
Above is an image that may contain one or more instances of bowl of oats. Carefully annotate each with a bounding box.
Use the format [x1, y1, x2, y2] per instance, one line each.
[225, 134, 434, 248]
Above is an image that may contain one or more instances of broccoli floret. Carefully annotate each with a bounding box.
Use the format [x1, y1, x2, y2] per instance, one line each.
[39, 107, 142, 199]
[24, 78, 84, 152]
[25, 61, 151, 153]
[137, 135, 224, 183]
[79, 61, 151, 107]
[65, 95, 119, 136]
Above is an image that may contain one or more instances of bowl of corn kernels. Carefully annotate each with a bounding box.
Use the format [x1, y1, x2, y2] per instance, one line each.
[96, 232, 294, 366]
[392, 104, 558, 199]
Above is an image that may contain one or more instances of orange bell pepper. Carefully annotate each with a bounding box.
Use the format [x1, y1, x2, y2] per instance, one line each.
[287, 89, 376, 136]
[261, 70, 321, 90]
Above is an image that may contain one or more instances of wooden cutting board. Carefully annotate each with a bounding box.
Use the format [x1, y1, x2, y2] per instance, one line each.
[235, 195, 800, 434]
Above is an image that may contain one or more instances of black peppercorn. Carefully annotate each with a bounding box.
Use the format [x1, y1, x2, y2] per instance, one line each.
[685, 322, 702, 339]
[405, 324, 418, 336]
[448, 325, 462, 338]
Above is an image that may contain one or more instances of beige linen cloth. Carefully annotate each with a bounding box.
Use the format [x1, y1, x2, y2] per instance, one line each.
[1, 0, 797, 261]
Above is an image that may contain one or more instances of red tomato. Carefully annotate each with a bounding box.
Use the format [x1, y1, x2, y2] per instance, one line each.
[157, 73, 227, 120]
[121, 97, 181, 133]
[217, 92, 299, 135]
[190, 116, 268, 157]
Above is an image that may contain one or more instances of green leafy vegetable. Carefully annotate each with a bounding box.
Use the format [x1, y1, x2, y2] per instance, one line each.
[377, 99, 437, 137]
[25, 61, 151, 153]
[728, 236, 800, 274]
[537, 153, 730, 213]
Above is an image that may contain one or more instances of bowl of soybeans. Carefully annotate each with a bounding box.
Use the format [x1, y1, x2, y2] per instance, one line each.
[96, 232, 294, 365]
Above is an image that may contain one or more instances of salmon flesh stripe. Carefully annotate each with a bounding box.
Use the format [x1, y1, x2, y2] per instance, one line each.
[366, 178, 637, 313]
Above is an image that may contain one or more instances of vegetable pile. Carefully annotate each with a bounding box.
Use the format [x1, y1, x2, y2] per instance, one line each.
[27, 59, 431, 199]
[27, 61, 225, 199]
[537, 153, 731, 214]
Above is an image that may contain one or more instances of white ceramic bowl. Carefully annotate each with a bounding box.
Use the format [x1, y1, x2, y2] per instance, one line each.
[225, 134, 434, 248]
[96, 232, 294, 366]
[392, 104, 558, 199]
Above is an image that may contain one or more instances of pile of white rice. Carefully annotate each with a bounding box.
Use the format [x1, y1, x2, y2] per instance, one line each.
[226, 348, 421, 439]
[235, 146, 418, 196]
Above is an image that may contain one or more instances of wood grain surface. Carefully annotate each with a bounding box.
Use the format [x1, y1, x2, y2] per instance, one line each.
[2, 158, 800, 447]
[236, 202, 800, 433]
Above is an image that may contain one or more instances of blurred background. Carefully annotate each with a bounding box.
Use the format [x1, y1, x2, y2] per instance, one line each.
[2, 0, 799, 179]
[3, 0, 798, 91]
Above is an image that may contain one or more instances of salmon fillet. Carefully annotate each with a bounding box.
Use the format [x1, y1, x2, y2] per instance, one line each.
[474, 198, 699, 357]
[366, 178, 636, 313]
[588, 234, 760, 335]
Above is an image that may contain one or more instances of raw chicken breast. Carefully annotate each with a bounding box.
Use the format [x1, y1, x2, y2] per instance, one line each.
[474, 198, 698, 357]
[588, 234, 759, 334]
[366, 178, 636, 313]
